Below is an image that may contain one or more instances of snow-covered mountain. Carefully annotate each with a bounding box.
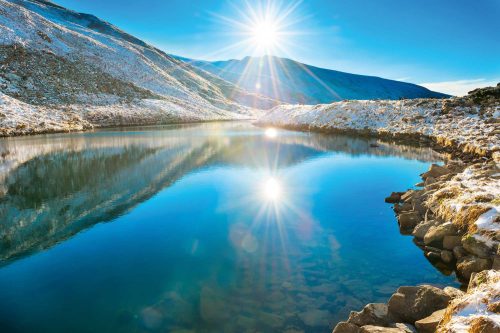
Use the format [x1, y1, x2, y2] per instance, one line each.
[0, 0, 279, 135]
[178, 55, 449, 104]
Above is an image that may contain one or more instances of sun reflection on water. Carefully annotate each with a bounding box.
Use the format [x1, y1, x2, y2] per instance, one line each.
[265, 127, 278, 138]
[263, 177, 281, 201]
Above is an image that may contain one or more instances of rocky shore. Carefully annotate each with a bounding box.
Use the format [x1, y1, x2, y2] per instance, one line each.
[258, 85, 499, 332]
[332, 270, 499, 333]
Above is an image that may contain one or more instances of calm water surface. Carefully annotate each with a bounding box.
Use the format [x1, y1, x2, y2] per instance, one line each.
[0, 122, 458, 333]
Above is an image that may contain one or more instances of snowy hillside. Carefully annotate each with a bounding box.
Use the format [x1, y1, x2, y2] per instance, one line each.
[0, 0, 278, 135]
[178, 55, 449, 105]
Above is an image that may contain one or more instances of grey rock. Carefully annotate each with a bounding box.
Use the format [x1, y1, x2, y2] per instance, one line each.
[461, 235, 495, 258]
[390, 323, 417, 333]
[453, 246, 468, 259]
[387, 285, 451, 324]
[423, 223, 458, 246]
[385, 192, 404, 203]
[414, 308, 446, 333]
[398, 211, 421, 234]
[442, 235, 462, 250]
[443, 286, 464, 299]
[456, 256, 492, 280]
[333, 322, 360, 333]
[440, 250, 454, 263]
[493, 255, 500, 270]
[359, 325, 408, 333]
[421, 164, 450, 180]
[412, 220, 436, 239]
[348, 303, 392, 327]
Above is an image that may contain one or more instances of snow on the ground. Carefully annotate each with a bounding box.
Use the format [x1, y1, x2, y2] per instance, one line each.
[439, 270, 500, 332]
[258, 98, 499, 157]
[0, 0, 262, 135]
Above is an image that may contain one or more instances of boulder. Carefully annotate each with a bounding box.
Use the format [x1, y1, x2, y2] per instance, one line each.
[387, 285, 451, 324]
[398, 212, 421, 234]
[456, 256, 492, 280]
[443, 286, 464, 299]
[394, 202, 413, 214]
[359, 325, 409, 333]
[385, 192, 404, 203]
[424, 176, 437, 186]
[391, 323, 416, 333]
[469, 316, 499, 333]
[440, 250, 454, 263]
[425, 251, 441, 263]
[493, 255, 500, 270]
[401, 190, 416, 202]
[453, 246, 468, 259]
[423, 223, 458, 246]
[413, 221, 436, 239]
[421, 164, 450, 180]
[461, 235, 495, 258]
[333, 322, 360, 333]
[414, 309, 445, 333]
[442, 235, 461, 250]
[348, 303, 392, 327]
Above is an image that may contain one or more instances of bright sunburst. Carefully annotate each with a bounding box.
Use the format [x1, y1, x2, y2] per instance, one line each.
[263, 177, 281, 201]
[252, 20, 278, 48]
[211, 0, 304, 56]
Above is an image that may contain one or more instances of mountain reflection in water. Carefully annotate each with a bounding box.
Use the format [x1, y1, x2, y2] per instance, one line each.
[0, 122, 453, 333]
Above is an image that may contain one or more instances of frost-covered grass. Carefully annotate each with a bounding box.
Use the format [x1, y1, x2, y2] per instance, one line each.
[439, 270, 500, 333]
[427, 163, 500, 240]
[0, 0, 266, 135]
[258, 98, 499, 157]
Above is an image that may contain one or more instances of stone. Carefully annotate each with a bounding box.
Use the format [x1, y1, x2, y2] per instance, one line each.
[387, 285, 451, 324]
[443, 286, 465, 299]
[359, 325, 408, 333]
[456, 256, 492, 280]
[423, 223, 458, 246]
[421, 164, 450, 180]
[412, 221, 436, 239]
[414, 308, 445, 333]
[469, 316, 499, 333]
[425, 251, 441, 263]
[385, 192, 404, 203]
[398, 211, 421, 234]
[333, 322, 360, 333]
[442, 235, 462, 250]
[424, 176, 437, 186]
[401, 190, 416, 202]
[453, 246, 468, 259]
[394, 202, 413, 214]
[440, 250, 454, 263]
[390, 323, 416, 333]
[461, 235, 495, 258]
[493, 255, 500, 270]
[348, 303, 392, 327]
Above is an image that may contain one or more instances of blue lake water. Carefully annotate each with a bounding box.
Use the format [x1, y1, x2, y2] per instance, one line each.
[0, 122, 458, 333]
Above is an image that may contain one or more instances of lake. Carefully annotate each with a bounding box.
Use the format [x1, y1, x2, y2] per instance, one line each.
[0, 122, 458, 333]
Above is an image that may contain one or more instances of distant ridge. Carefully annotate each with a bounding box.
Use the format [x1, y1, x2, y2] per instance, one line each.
[176, 55, 449, 104]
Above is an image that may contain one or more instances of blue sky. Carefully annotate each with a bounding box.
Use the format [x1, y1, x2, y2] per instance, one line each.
[56, 0, 499, 95]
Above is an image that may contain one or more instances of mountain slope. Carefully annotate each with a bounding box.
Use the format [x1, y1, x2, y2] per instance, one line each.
[0, 0, 278, 135]
[178, 55, 449, 104]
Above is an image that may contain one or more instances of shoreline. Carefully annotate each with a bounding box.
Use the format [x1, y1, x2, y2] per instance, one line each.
[257, 95, 499, 332]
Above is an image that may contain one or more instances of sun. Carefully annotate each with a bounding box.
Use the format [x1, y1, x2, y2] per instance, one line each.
[252, 20, 278, 47]
[210, 0, 305, 57]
